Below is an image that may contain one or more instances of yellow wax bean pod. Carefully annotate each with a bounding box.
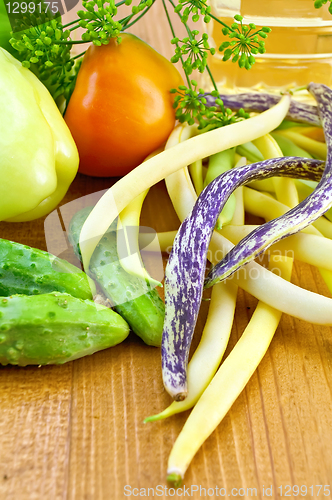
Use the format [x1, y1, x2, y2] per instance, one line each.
[253, 134, 299, 206]
[188, 159, 204, 195]
[117, 189, 162, 288]
[221, 225, 332, 272]
[167, 255, 293, 485]
[247, 178, 275, 193]
[243, 185, 332, 293]
[117, 148, 163, 287]
[208, 231, 332, 324]
[204, 148, 237, 229]
[79, 96, 291, 271]
[243, 187, 321, 236]
[229, 156, 246, 226]
[139, 231, 177, 254]
[144, 279, 237, 422]
[150, 127, 332, 324]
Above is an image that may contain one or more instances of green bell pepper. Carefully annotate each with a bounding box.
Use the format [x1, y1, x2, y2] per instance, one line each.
[0, 47, 79, 222]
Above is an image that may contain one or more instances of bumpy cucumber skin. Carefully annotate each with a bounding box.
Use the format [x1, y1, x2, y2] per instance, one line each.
[0, 293, 129, 366]
[0, 238, 92, 300]
[69, 207, 165, 347]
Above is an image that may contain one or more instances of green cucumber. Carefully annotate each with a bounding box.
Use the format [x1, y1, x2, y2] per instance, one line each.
[0, 238, 94, 299]
[68, 207, 165, 347]
[0, 292, 129, 366]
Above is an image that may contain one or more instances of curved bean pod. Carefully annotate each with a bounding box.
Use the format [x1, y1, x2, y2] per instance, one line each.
[162, 156, 324, 401]
[79, 95, 291, 271]
[167, 255, 293, 485]
[205, 83, 332, 289]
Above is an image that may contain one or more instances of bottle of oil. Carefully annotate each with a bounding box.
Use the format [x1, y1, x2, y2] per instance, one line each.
[205, 0, 332, 91]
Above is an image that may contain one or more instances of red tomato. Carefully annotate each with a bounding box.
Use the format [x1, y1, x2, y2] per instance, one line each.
[64, 33, 183, 177]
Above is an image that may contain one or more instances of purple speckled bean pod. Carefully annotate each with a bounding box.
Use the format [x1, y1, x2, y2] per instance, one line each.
[205, 83, 332, 289]
[162, 156, 324, 401]
[204, 92, 321, 127]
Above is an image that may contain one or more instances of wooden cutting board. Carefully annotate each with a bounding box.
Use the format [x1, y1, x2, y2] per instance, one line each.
[1, 4, 332, 499]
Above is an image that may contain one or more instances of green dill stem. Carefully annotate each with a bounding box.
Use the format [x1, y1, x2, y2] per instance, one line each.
[205, 64, 218, 92]
[165, 0, 193, 40]
[245, 27, 253, 37]
[62, 19, 79, 28]
[56, 40, 87, 44]
[209, 12, 268, 42]
[69, 25, 81, 32]
[167, 0, 196, 87]
[167, 0, 217, 91]
[208, 11, 237, 31]
[119, 0, 155, 28]
[163, 0, 177, 39]
[183, 17, 194, 40]
[61, 0, 154, 33]
[121, 2, 155, 29]
[250, 29, 266, 36]
[71, 51, 86, 60]
[289, 85, 308, 94]
[163, 0, 191, 88]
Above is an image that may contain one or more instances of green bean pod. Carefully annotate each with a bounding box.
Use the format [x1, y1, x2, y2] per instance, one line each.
[236, 141, 264, 163]
[204, 149, 236, 229]
[206, 83, 332, 288]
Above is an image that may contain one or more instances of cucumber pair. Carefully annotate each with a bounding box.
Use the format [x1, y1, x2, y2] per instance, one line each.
[0, 211, 164, 365]
[0, 237, 129, 365]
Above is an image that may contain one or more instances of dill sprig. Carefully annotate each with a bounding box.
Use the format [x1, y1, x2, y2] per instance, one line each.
[8, 0, 270, 129]
[165, 0, 255, 129]
[9, 14, 77, 100]
[170, 31, 215, 74]
[218, 14, 271, 70]
[9, 0, 154, 100]
[77, 0, 123, 45]
[170, 80, 250, 130]
[173, 0, 211, 23]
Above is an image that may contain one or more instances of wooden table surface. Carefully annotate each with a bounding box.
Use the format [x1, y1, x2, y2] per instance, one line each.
[1, 4, 332, 500]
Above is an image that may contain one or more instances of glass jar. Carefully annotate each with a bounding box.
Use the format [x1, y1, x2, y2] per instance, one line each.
[204, 0, 332, 91]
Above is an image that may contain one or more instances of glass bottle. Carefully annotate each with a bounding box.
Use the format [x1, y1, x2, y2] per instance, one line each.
[204, 0, 332, 91]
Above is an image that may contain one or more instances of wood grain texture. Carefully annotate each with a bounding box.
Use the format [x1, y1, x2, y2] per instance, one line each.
[1, 3, 332, 499]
